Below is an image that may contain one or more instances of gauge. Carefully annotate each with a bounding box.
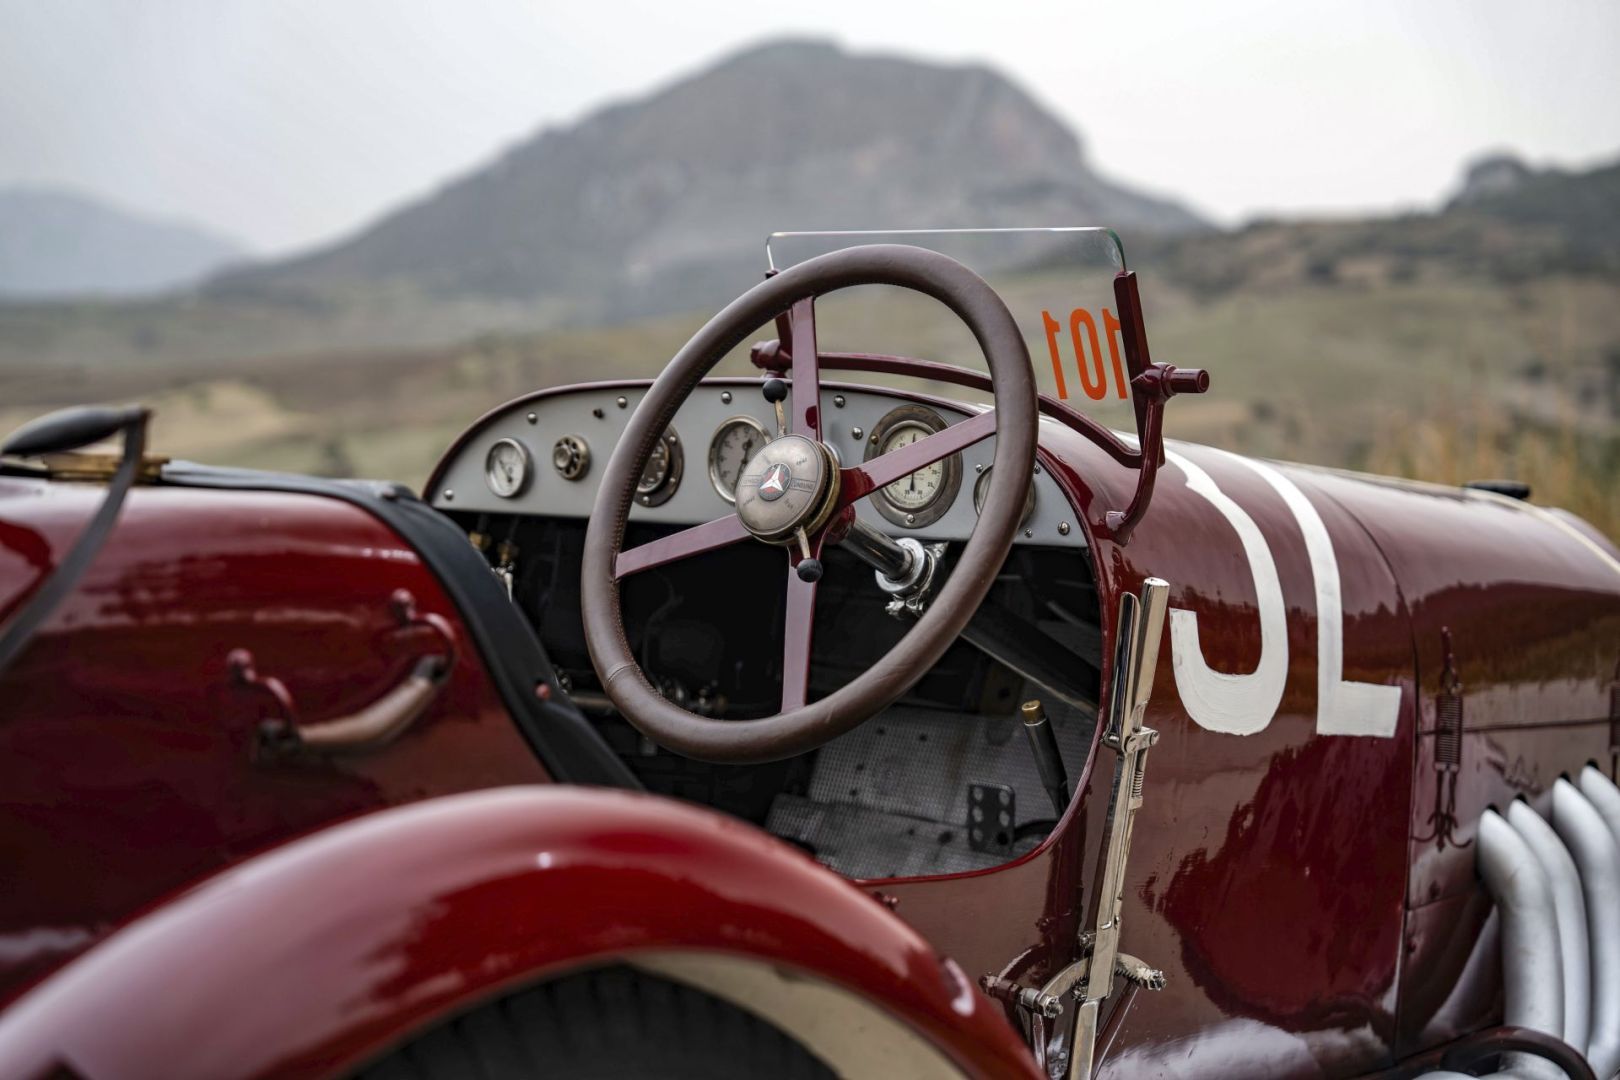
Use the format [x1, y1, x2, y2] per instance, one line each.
[973, 465, 1037, 530]
[636, 427, 684, 507]
[484, 438, 531, 498]
[863, 404, 962, 529]
[708, 416, 770, 503]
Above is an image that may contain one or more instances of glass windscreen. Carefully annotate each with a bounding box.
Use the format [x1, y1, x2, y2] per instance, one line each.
[766, 227, 1136, 427]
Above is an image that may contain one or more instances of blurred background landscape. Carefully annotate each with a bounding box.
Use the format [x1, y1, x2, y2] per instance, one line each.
[3, 5, 1617, 536]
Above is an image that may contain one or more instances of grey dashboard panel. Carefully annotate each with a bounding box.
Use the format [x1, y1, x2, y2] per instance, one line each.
[429, 382, 1086, 548]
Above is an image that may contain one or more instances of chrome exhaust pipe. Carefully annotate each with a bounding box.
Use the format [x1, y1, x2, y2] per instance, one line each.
[1580, 765, 1620, 849]
[1552, 778, 1620, 1080]
[1507, 800, 1591, 1053]
[1477, 809, 1566, 1078]
[1567, 770, 1620, 1079]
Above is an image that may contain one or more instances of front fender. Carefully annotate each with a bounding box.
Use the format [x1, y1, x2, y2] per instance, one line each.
[0, 786, 1038, 1080]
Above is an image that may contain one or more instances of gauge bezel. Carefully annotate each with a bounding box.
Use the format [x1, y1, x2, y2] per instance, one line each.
[973, 464, 1036, 530]
[863, 404, 962, 529]
[484, 437, 532, 499]
[707, 415, 772, 504]
[636, 427, 684, 507]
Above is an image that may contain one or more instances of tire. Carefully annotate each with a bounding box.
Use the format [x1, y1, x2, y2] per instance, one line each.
[357, 966, 836, 1080]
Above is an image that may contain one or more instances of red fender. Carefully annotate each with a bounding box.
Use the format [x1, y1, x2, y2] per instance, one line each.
[0, 786, 1039, 1080]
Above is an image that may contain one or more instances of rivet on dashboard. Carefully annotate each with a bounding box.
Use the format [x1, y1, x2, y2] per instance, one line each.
[851, 427, 863, 440]
[1058, 521, 1071, 536]
[721, 391, 733, 404]
[592, 407, 604, 419]
[443, 489, 454, 502]
[974, 463, 984, 473]
[834, 394, 846, 408]
[526, 412, 538, 425]
[616, 396, 628, 409]
[1025, 529, 1034, 538]
[1034, 464, 1042, 475]
[906, 513, 916, 525]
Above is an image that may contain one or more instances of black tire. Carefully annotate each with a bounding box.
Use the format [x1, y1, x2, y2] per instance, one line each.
[357, 966, 836, 1080]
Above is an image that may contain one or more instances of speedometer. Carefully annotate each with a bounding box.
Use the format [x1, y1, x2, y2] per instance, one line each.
[864, 404, 962, 529]
[708, 416, 770, 503]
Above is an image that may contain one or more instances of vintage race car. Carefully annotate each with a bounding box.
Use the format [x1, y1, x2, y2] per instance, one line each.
[1, 229, 1618, 1080]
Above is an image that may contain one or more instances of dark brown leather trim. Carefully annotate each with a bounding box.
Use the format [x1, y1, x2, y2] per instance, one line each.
[580, 244, 1038, 763]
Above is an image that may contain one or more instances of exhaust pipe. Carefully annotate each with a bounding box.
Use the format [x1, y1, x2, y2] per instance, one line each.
[1507, 800, 1591, 1054]
[1477, 809, 1566, 1078]
[1565, 770, 1620, 1079]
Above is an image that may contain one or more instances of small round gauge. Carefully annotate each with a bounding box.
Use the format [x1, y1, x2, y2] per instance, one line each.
[708, 416, 770, 503]
[863, 404, 962, 529]
[636, 428, 684, 507]
[484, 438, 531, 498]
[973, 465, 1037, 529]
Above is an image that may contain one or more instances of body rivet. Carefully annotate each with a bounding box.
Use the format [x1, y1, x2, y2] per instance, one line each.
[1058, 521, 1071, 536]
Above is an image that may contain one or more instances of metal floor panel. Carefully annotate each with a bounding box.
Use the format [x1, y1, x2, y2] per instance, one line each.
[765, 698, 1094, 879]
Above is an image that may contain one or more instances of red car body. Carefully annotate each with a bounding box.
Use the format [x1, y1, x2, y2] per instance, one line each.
[1, 280, 1618, 1077]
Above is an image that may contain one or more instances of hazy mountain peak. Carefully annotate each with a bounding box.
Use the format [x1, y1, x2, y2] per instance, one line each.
[0, 187, 245, 301]
[217, 38, 1205, 324]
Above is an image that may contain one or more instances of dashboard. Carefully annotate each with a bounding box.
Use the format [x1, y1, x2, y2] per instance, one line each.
[428, 381, 1086, 548]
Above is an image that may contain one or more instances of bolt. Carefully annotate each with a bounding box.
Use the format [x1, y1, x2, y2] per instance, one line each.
[616, 396, 628, 409]
[1058, 521, 1071, 535]
[442, 489, 454, 501]
[721, 391, 733, 404]
[834, 394, 846, 408]
[851, 426, 863, 440]
[526, 412, 537, 424]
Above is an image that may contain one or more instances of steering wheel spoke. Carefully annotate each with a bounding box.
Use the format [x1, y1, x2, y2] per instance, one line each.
[838, 408, 997, 507]
[614, 513, 750, 579]
[787, 297, 821, 439]
[781, 532, 828, 711]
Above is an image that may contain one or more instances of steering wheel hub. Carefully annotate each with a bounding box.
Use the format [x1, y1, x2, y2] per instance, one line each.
[734, 433, 839, 542]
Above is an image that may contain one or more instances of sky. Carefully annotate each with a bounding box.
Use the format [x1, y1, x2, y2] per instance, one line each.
[2, 1, 1617, 257]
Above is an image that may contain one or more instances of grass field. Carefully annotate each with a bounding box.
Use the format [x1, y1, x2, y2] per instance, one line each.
[5, 272, 1617, 539]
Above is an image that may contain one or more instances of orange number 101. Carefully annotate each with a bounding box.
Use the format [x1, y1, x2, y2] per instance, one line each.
[1041, 307, 1128, 401]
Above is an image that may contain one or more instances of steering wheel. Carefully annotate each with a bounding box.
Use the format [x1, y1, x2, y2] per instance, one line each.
[581, 244, 1037, 763]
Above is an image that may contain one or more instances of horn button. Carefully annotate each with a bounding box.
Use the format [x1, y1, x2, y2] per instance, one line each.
[734, 434, 840, 542]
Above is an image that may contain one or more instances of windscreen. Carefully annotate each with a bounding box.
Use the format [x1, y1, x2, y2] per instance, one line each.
[766, 227, 1136, 428]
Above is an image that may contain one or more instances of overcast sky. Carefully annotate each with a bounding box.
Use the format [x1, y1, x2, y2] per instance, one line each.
[3, 0, 1617, 256]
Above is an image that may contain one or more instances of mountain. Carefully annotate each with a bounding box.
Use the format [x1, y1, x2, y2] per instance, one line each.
[0, 188, 245, 300]
[1135, 151, 1620, 295]
[213, 39, 1207, 325]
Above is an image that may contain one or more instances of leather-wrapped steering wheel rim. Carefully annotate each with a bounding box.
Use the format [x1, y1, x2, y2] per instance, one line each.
[581, 244, 1037, 763]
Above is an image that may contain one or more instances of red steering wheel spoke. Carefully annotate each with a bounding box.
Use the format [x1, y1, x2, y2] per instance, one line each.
[781, 528, 829, 710]
[614, 513, 751, 580]
[837, 408, 997, 507]
[787, 298, 820, 439]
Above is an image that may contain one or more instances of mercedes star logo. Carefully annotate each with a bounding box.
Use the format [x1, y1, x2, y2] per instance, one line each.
[759, 462, 791, 501]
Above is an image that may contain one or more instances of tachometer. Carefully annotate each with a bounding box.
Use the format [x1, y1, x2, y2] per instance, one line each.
[708, 416, 770, 503]
[864, 404, 962, 528]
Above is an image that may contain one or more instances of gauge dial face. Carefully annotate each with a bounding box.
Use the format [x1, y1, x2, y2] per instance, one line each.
[635, 428, 684, 507]
[708, 417, 770, 503]
[973, 465, 1037, 529]
[864, 405, 962, 529]
[878, 423, 946, 509]
[484, 438, 531, 498]
[637, 438, 670, 495]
